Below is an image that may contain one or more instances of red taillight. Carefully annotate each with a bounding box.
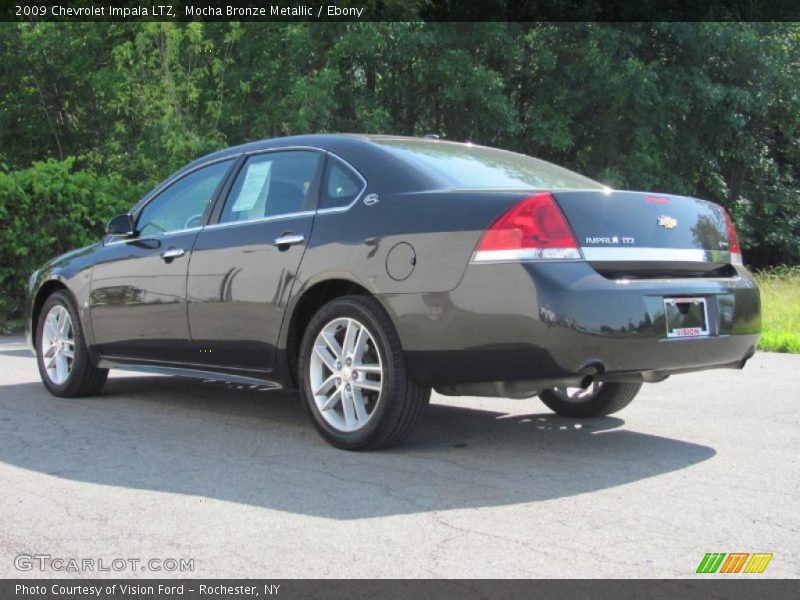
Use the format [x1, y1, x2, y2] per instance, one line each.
[723, 209, 743, 264]
[474, 192, 581, 262]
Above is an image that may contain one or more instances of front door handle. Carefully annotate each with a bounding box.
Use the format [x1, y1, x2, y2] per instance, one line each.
[273, 234, 305, 248]
[161, 247, 185, 260]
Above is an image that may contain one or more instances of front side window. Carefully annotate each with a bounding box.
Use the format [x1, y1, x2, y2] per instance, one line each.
[318, 159, 365, 210]
[137, 160, 234, 236]
[220, 151, 322, 224]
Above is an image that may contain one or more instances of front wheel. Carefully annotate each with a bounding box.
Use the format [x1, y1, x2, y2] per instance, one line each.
[36, 290, 108, 397]
[539, 381, 642, 418]
[298, 295, 430, 450]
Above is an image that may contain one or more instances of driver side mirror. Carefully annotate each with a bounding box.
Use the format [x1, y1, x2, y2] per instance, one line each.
[105, 214, 135, 237]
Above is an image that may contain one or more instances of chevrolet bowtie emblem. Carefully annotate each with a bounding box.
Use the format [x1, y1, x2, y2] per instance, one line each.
[657, 215, 678, 229]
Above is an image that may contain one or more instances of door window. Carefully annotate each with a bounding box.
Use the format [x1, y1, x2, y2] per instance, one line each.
[136, 159, 234, 236]
[220, 151, 322, 224]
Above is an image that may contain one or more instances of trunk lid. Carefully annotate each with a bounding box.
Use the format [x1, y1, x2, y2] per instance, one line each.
[552, 190, 738, 277]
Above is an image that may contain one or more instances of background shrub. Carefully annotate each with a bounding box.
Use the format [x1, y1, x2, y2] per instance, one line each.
[0, 159, 136, 318]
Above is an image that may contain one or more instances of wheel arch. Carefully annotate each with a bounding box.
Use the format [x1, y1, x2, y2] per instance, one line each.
[30, 279, 73, 350]
[283, 276, 398, 387]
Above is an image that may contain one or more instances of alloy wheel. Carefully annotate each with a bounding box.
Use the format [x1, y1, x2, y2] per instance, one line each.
[309, 317, 383, 433]
[41, 305, 75, 385]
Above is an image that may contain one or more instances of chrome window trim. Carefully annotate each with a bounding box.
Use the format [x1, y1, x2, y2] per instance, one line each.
[239, 144, 325, 158]
[103, 226, 203, 247]
[581, 247, 738, 264]
[315, 154, 368, 215]
[204, 210, 316, 231]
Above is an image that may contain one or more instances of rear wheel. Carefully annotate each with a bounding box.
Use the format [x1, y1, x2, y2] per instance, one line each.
[539, 381, 641, 418]
[298, 295, 430, 450]
[36, 291, 108, 397]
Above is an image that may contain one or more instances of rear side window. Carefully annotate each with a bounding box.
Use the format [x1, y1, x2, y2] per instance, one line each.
[318, 159, 365, 210]
[374, 139, 603, 190]
[220, 150, 322, 224]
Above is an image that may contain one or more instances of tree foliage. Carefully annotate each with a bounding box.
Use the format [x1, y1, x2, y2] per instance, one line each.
[0, 22, 798, 317]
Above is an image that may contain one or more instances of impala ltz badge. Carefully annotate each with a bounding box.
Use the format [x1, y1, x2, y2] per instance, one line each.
[584, 236, 636, 245]
[657, 215, 678, 229]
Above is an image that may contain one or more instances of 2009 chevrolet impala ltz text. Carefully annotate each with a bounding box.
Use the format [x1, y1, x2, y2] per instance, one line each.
[25, 135, 761, 449]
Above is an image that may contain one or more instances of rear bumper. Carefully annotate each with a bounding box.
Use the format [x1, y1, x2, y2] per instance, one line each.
[382, 262, 760, 387]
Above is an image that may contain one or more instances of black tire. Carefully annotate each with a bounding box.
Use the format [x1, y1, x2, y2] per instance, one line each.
[539, 382, 642, 418]
[298, 295, 430, 450]
[36, 290, 108, 397]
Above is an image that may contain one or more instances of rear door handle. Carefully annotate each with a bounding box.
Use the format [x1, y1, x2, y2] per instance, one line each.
[161, 247, 185, 260]
[273, 234, 305, 248]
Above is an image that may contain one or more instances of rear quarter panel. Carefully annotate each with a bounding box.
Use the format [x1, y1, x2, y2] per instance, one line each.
[299, 190, 525, 295]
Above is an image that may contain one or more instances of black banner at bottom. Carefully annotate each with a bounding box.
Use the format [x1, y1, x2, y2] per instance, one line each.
[2, 580, 798, 600]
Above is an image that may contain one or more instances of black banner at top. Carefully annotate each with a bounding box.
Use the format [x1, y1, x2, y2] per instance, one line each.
[3, 0, 800, 22]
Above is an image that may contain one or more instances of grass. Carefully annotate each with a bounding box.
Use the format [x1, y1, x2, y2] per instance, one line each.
[754, 266, 800, 354]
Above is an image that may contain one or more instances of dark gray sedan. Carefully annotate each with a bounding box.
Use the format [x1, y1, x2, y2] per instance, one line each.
[26, 135, 761, 449]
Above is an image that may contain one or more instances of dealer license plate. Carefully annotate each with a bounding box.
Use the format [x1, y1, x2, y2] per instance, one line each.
[664, 297, 710, 338]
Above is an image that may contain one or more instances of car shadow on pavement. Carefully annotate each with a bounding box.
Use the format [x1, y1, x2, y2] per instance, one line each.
[0, 348, 35, 358]
[0, 375, 716, 519]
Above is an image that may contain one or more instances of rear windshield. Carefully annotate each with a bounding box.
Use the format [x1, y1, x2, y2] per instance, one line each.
[373, 139, 603, 190]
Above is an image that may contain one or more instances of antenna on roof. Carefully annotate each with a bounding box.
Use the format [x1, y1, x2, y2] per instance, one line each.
[423, 133, 440, 140]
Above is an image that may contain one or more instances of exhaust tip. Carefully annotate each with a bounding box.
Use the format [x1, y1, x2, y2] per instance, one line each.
[578, 362, 605, 388]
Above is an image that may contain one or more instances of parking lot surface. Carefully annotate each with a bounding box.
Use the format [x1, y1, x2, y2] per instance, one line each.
[0, 335, 797, 578]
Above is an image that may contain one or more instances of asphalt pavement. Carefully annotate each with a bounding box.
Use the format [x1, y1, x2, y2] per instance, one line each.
[0, 335, 797, 578]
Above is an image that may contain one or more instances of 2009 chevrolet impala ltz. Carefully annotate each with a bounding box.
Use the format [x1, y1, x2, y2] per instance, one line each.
[26, 135, 761, 449]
